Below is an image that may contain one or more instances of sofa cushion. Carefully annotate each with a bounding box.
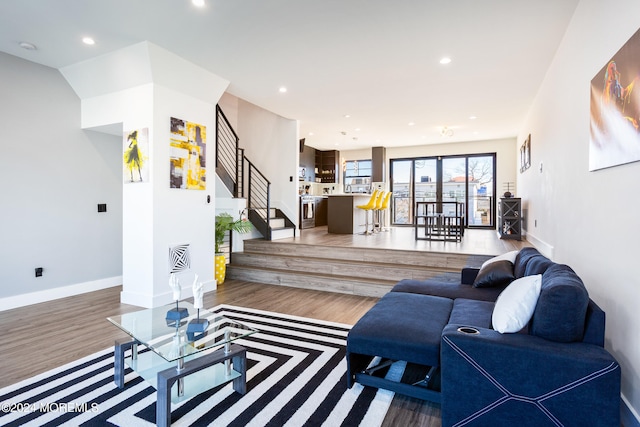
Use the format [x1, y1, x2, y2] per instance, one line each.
[473, 260, 515, 288]
[347, 292, 453, 366]
[513, 247, 542, 278]
[524, 254, 554, 276]
[529, 264, 589, 343]
[492, 274, 542, 333]
[481, 250, 519, 269]
[392, 278, 506, 302]
[449, 298, 494, 329]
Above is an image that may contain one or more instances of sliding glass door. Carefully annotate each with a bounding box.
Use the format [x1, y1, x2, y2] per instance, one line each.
[390, 160, 413, 224]
[466, 155, 495, 226]
[390, 154, 495, 228]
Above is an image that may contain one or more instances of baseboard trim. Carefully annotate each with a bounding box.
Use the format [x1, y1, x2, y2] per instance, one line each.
[0, 276, 122, 312]
[622, 395, 640, 427]
[523, 232, 554, 259]
[120, 278, 217, 309]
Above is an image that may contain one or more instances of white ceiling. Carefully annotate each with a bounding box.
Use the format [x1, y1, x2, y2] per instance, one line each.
[0, 0, 579, 151]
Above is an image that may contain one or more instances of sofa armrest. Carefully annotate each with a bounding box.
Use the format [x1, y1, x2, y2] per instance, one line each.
[441, 324, 620, 427]
[461, 267, 480, 285]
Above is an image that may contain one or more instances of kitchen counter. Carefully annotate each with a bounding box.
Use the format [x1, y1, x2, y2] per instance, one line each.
[327, 194, 371, 234]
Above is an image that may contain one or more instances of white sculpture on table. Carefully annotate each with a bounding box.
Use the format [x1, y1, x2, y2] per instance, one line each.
[166, 272, 188, 325]
[169, 273, 181, 301]
[192, 274, 203, 309]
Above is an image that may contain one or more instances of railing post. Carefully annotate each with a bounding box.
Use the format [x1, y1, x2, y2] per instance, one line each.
[247, 165, 252, 210]
[266, 183, 271, 239]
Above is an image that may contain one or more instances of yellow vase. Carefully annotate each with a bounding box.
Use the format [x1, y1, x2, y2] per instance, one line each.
[215, 254, 227, 285]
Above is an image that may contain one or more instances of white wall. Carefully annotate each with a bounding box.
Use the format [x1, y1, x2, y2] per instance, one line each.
[148, 85, 217, 304]
[519, 0, 640, 419]
[0, 52, 123, 306]
[342, 138, 516, 184]
[340, 137, 517, 205]
[220, 96, 299, 225]
[62, 42, 228, 308]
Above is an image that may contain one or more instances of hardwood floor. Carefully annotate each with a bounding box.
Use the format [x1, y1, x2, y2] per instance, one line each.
[0, 228, 526, 426]
[291, 225, 528, 256]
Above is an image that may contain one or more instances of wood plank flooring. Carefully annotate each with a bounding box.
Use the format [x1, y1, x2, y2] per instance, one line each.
[0, 281, 441, 426]
[287, 225, 529, 256]
[0, 228, 527, 426]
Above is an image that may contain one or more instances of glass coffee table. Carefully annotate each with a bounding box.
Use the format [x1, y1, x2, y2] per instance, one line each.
[107, 302, 257, 427]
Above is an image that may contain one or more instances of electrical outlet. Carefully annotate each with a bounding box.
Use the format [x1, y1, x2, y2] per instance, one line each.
[35, 267, 43, 277]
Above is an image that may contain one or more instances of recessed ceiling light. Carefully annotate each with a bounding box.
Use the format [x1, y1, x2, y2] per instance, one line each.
[82, 37, 95, 45]
[308, 132, 314, 136]
[439, 57, 452, 64]
[469, 115, 477, 120]
[278, 86, 287, 93]
[408, 122, 415, 126]
[19, 42, 37, 50]
[355, 128, 361, 132]
[192, 0, 206, 7]
[344, 115, 351, 118]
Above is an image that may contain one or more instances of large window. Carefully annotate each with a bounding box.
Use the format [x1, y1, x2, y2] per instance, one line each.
[390, 154, 496, 228]
[343, 159, 372, 193]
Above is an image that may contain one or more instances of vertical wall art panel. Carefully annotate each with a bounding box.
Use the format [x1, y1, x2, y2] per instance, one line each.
[590, 27, 640, 171]
[520, 134, 531, 173]
[123, 127, 149, 183]
[169, 117, 207, 189]
[169, 243, 191, 273]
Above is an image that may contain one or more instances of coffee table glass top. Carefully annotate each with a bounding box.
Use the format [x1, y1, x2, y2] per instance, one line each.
[108, 302, 257, 362]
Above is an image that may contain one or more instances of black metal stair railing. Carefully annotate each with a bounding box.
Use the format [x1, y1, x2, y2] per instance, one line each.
[246, 156, 272, 240]
[215, 105, 244, 198]
[215, 104, 295, 241]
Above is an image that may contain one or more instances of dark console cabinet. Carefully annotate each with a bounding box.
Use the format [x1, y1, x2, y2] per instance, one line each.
[498, 198, 521, 240]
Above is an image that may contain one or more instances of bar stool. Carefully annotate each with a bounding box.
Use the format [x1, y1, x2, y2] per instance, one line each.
[375, 191, 392, 231]
[356, 190, 380, 235]
[371, 190, 386, 232]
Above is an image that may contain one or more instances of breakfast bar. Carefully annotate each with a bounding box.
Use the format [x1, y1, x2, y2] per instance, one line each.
[327, 194, 371, 234]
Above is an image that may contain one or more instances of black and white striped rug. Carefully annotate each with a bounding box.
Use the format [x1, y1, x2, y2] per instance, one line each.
[0, 305, 404, 426]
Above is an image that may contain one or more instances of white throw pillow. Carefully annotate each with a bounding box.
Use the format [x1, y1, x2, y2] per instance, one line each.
[481, 250, 519, 270]
[492, 274, 542, 333]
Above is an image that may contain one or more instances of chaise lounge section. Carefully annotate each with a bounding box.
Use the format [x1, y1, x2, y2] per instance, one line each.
[346, 247, 620, 426]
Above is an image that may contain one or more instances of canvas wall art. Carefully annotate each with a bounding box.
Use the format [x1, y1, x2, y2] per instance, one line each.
[169, 117, 207, 190]
[590, 27, 640, 171]
[123, 128, 149, 183]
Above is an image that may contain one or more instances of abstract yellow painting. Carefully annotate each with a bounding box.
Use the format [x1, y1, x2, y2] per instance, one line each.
[169, 117, 207, 190]
[123, 127, 149, 183]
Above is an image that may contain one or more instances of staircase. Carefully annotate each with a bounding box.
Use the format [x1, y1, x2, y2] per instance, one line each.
[216, 105, 296, 241]
[252, 208, 296, 240]
[227, 239, 483, 298]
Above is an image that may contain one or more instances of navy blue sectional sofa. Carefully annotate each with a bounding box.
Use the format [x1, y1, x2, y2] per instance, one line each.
[346, 247, 621, 426]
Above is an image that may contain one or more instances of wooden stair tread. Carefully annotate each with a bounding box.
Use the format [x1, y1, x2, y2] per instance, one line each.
[232, 251, 455, 274]
[228, 264, 396, 285]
